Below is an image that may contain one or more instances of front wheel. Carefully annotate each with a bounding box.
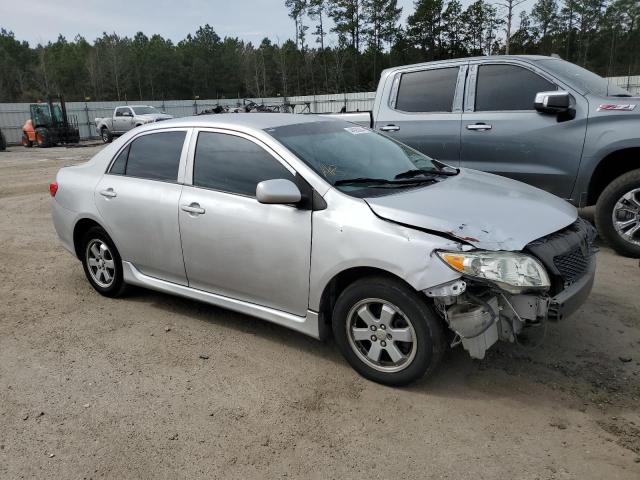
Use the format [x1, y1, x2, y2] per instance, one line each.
[595, 169, 640, 258]
[332, 276, 446, 386]
[101, 128, 113, 143]
[81, 226, 127, 297]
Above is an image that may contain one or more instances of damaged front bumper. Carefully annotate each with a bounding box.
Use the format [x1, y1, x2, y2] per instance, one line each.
[426, 218, 597, 359]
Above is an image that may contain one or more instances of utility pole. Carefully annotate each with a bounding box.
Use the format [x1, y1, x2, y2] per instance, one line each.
[495, 0, 527, 54]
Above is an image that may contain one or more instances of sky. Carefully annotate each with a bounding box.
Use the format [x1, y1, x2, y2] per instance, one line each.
[0, 0, 534, 47]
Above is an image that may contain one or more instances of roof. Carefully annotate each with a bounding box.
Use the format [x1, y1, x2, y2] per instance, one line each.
[381, 55, 557, 74]
[141, 112, 338, 132]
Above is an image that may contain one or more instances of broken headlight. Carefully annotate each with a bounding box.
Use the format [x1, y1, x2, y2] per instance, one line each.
[436, 250, 550, 294]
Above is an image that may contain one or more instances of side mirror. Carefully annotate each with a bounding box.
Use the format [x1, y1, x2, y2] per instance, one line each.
[534, 91, 571, 114]
[256, 179, 301, 205]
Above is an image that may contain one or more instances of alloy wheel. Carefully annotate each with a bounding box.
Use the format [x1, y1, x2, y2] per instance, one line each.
[612, 188, 640, 247]
[86, 239, 116, 288]
[346, 298, 417, 373]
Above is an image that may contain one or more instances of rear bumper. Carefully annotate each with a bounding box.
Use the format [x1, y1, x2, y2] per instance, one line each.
[547, 256, 596, 321]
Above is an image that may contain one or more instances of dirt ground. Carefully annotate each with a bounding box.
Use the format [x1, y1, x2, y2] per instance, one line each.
[0, 143, 639, 480]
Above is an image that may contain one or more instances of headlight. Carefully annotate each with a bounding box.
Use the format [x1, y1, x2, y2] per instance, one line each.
[436, 250, 550, 294]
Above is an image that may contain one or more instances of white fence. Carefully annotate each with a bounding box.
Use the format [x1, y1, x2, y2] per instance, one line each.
[0, 92, 376, 144]
[1, 75, 638, 145]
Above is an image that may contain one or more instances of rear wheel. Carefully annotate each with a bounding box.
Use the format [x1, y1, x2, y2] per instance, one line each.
[332, 276, 446, 386]
[21, 133, 33, 148]
[101, 128, 113, 143]
[595, 169, 640, 258]
[35, 128, 51, 148]
[81, 226, 127, 297]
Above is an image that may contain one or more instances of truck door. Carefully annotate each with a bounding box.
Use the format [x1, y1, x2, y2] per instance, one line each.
[113, 107, 134, 133]
[373, 63, 466, 166]
[460, 61, 588, 199]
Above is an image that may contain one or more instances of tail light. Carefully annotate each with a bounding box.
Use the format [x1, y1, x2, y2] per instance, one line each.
[49, 182, 58, 197]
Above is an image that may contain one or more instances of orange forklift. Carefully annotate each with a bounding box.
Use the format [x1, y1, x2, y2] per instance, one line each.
[22, 95, 80, 148]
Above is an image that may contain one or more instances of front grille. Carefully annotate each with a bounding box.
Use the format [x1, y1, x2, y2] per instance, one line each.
[554, 247, 590, 285]
[525, 218, 597, 295]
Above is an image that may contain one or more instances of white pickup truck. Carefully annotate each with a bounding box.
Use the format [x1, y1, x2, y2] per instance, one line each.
[95, 105, 172, 143]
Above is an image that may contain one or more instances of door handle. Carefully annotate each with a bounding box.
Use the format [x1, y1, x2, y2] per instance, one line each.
[379, 124, 400, 132]
[99, 188, 117, 198]
[466, 123, 492, 131]
[181, 203, 205, 215]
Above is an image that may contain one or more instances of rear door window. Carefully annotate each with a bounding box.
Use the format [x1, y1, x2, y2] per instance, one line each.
[193, 132, 295, 197]
[475, 64, 557, 111]
[114, 131, 186, 181]
[395, 67, 459, 112]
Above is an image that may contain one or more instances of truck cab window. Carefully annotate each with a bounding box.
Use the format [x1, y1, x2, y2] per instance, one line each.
[475, 64, 556, 111]
[395, 67, 459, 113]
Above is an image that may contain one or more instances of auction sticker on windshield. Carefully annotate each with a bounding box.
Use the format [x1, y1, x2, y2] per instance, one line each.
[344, 126, 370, 135]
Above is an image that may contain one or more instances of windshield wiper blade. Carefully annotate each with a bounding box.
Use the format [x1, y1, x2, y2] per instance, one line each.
[334, 177, 436, 187]
[431, 159, 460, 174]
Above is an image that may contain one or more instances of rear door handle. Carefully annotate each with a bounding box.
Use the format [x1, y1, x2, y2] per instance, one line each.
[99, 188, 117, 198]
[466, 123, 492, 131]
[379, 124, 400, 132]
[181, 203, 205, 215]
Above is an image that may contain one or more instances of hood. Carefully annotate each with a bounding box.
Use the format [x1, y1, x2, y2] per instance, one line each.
[364, 169, 577, 251]
[137, 113, 173, 121]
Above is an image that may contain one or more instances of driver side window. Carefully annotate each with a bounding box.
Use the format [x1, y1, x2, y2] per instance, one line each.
[193, 132, 295, 197]
[475, 64, 557, 111]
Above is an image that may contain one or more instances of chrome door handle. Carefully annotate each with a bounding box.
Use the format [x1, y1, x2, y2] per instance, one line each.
[181, 203, 205, 215]
[380, 124, 400, 132]
[99, 188, 117, 198]
[466, 123, 492, 131]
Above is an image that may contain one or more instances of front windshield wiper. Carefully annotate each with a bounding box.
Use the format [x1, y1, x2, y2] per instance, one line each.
[334, 177, 437, 187]
[394, 167, 457, 180]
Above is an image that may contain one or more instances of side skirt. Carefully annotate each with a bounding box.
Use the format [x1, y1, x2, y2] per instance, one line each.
[122, 261, 321, 339]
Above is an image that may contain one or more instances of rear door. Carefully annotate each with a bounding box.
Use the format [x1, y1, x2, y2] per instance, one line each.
[460, 61, 587, 198]
[178, 129, 312, 316]
[373, 62, 466, 166]
[95, 128, 190, 285]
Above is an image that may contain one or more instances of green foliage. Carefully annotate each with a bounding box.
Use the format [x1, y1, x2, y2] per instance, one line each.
[0, 0, 638, 102]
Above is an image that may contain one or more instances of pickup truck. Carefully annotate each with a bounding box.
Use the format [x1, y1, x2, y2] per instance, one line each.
[335, 55, 640, 257]
[95, 105, 172, 144]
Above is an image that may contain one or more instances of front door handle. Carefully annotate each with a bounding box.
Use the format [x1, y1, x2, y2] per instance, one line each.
[99, 188, 117, 198]
[181, 203, 205, 215]
[379, 124, 400, 132]
[466, 123, 492, 131]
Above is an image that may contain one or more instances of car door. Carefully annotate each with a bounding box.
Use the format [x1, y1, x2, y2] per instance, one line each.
[94, 128, 190, 285]
[460, 61, 588, 198]
[373, 63, 466, 166]
[178, 129, 312, 316]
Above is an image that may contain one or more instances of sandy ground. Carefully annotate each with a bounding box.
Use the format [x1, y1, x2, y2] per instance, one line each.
[0, 143, 639, 480]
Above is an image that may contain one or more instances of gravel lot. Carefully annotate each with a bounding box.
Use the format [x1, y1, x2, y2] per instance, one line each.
[1, 143, 639, 479]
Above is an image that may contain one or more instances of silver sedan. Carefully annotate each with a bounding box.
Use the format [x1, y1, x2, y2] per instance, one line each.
[51, 114, 596, 385]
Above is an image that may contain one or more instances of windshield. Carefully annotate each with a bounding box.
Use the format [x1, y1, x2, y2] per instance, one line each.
[132, 106, 161, 115]
[265, 121, 453, 197]
[537, 59, 632, 97]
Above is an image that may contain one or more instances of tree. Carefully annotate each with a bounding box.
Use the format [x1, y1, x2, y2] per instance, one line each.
[494, 0, 528, 54]
[407, 0, 444, 60]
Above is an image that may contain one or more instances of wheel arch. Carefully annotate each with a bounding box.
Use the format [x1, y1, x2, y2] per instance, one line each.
[317, 266, 421, 336]
[72, 218, 108, 259]
[588, 147, 640, 205]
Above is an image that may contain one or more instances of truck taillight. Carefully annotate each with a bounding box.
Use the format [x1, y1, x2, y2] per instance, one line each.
[49, 182, 58, 197]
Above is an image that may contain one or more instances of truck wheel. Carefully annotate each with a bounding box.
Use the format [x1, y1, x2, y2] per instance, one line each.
[35, 128, 51, 148]
[595, 169, 640, 258]
[101, 128, 113, 143]
[332, 276, 446, 386]
[21, 133, 33, 148]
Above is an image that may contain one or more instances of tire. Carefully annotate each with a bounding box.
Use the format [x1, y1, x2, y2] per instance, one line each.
[332, 276, 446, 386]
[35, 128, 51, 148]
[81, 226, 127, 297]
[21, 133, 33, 148]
[101, 128, 113, 143]
[0, 131, 6, 151]
[595, 169, 640, 258]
